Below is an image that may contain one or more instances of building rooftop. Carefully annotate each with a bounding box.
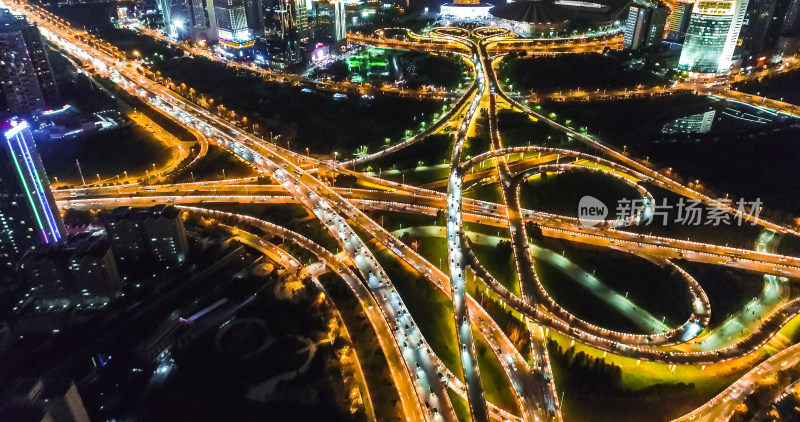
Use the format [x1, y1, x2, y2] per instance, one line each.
[490, 0, 573, 24]
[0, 8, 31, 31]
[21, 231, 110, 262]
[105, 205, 181, 223]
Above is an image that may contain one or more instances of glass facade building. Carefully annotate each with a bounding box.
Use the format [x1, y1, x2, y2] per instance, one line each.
[0, 9, 59, 115]
[678, 0, 738, 74]
[0, 119, 64, 270]
[333, 0, 346, 42]
[666, 1, 694, 42]
[215, 0, 254, 43]
[623, 2, 669, 49]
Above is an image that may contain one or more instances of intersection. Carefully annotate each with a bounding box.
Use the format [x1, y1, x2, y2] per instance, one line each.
[11, 1, 800, 420]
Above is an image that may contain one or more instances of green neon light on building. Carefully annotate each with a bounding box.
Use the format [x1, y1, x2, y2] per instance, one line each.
[7, 139, 47, 239]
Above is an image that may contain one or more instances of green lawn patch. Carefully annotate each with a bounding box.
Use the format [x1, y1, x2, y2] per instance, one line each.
[473, 328, 519, 414]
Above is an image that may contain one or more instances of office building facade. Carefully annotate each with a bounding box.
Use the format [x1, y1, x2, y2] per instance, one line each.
[739, 0, 792, 63]
[777, 0, 800, 54]
[0, 119, 64, 270]
[103, 205, 189, 264]
[0, 9, 58, 116]
[158, 0, 214, 42]
[263, 0, 301, 63]
[740, 0, 790, 57]
[677, 0, 749, 76]
[19, 232, 121, 309]
[214, 0, 258, 55]
[783, 0, 800, 35]
[333, 0, 346, 42]
[666, 1, 693, 43]
[623, 2, 670, 49]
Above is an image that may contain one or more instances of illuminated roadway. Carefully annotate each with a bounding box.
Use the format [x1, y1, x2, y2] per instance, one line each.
[16, 2, 800, 420]
[9, 3, 463, 420]
[475, 30, 563, 421]
[21, 4, 561, 421]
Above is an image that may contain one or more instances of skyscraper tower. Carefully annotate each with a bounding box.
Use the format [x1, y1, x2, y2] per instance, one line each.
[333, 0, 346, 42]
[214, 0, 257, 53]
[623, 1, 669, 49]
[244, 0, 264, 37]
[724, 0, 751, 63]
[0, 9, 58, 116]
[739, 0, 792, 61]
[279, 0, 300, 61]
[294, 0, 308, 41]
[205, 0, 220, 40]
[783, 0, 800, 35]
[189, 0, 213, 41]
[666, 1, 693, 43]
[157, 0, 186, 39]
[776, 0, 800, 54]
[0, 119, 65, 270]
[678, 0, 749, 76]
[158, 0, 215, 41]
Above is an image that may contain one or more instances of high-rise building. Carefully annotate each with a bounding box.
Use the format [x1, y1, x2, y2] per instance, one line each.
[157, 0, 185, 39]
[294, 0, 308, 41]
[740, 0, 792, 62]
[190, 0, 214, 41]
[666, 1, 693, 43]
[19, 231, 121, 309]
[102, 205, 189, 263]
[333, 0, 346, 42]
[275, 0, 301, 61]
[158, 0, 213, 42]
[140, 207, 189, 262]
[783, 0, 800, 35]
[102, 208, 144, 261]
[17, 245, 72, 309]
[727, 0, 750, 65]
[0, 119, 64, 270]
[245, 0, 264, 36]
[205, 0, 220, 40]
[214, 0, 257, 54]
[623, 2, 670, 49]
[677, 0, 749, 76]
[777, 0, 800, 54]
[0, 9, 58, 116]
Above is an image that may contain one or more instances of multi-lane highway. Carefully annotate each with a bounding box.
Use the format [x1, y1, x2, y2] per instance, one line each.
[15, 2, 800, 420]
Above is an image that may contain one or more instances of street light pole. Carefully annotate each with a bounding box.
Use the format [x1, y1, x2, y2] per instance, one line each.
[76, 159, 86, 186]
